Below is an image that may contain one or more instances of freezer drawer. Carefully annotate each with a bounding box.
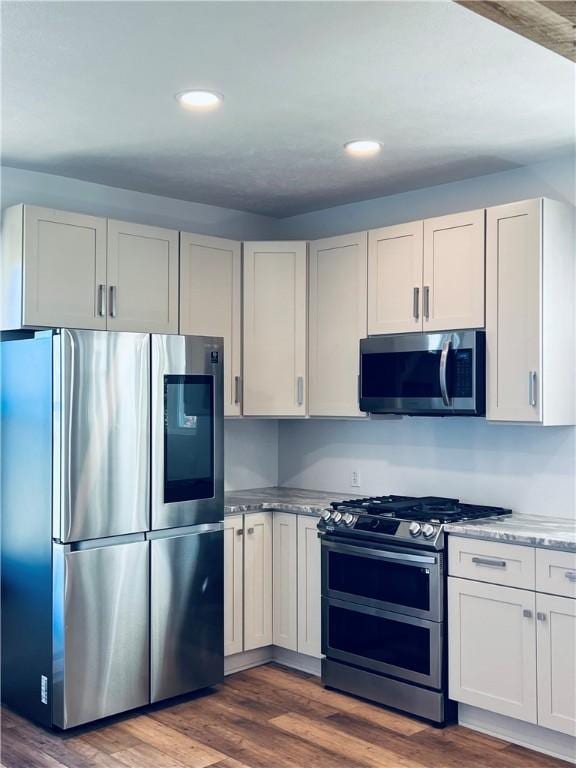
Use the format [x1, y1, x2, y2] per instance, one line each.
[56, 330, 150, 542]
[150, 526, 224, 702]
[52, 539, 149, 729]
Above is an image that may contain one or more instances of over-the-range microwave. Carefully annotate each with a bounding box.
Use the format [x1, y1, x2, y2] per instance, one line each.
[359, 330, 486, 416]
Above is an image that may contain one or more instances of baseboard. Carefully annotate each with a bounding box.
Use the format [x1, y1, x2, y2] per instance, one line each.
[224, 646, 321, 677]
[458, 704, 576, 764]
[272, 647, 322, 676]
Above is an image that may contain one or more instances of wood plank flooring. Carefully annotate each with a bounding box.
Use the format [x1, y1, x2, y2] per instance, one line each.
[1, 664, 572, 768]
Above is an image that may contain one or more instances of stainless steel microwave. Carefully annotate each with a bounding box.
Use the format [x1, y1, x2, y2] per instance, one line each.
[359, 330, 486, 416]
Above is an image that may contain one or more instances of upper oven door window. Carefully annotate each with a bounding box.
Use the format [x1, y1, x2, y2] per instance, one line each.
[164, 374, 214, 503]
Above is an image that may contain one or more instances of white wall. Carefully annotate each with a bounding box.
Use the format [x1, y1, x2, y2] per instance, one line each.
[275, 155, 575, 238]
[278, 419, 575, 519]
[225, 420, 278, 491]
[0, 166, 278, 240]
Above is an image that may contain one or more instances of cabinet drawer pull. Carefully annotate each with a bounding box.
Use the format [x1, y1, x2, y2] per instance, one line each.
[234, 376, 242, 405]
[471, 556, 507, 568]
[109, 285, 117, 318]
[98, 284, 106, 317]
[523, 609, 533, 618]
[423, 286, 430, 320]
[236, 529, 244, 536]
[565, 571, 576, 582]
[413, 287, 420, 320]
[247, 527, 254, 535]
[537, 612, 546, 622]
[528, 371, 537, 407]
[297, 376, 304, 406]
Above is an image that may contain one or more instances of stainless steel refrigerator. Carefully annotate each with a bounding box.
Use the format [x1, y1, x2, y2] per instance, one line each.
[1, 329, 224, 729]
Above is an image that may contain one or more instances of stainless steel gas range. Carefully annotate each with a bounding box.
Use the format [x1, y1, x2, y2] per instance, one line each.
[318, 495, 511, 725]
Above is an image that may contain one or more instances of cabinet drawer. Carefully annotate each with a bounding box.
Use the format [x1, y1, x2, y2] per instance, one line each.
[536, 549, 576, 599]
[448, 537, 535, 589]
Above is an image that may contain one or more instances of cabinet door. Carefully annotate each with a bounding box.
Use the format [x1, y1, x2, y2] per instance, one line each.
[423, 210, 485, 331]
[243, 242, 307, 416]
[244, 512, 273, 650]
[273, 513, 298, 651]
[180, 233, 242, 416]
[107, 220, 178, 333]
[448, 577, 537, 723]
[368, 221, 423, 334]
[486, 200, 542, 422]
[297, 515, 322, 658]
[536, 593, 576, 736]
[224, 515, 244, 656]
[22, 206, 107, 330]
[309, 232, 367, 416]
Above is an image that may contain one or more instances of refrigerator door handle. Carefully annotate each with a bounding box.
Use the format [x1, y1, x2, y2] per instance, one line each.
[146, 522, 223, 540]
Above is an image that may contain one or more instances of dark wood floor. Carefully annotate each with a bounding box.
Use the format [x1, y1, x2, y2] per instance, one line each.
[1, 664, 572, 768]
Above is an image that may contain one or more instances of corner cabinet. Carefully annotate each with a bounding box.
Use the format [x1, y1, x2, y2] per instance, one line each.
[486, 198, 575, 425]
[368, 210, 485, 335]
[180, 233, 242, 416]
[309, 232, 367, 417]
[1, 205, 179, 334]
[243, 242, 307, 416]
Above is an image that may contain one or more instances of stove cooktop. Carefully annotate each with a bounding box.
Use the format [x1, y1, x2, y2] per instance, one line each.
[330, 495, 512, 524]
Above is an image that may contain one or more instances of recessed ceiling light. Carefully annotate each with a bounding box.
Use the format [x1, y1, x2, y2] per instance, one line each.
[344, 140, 382, 157]
[176, 90, 223, 110]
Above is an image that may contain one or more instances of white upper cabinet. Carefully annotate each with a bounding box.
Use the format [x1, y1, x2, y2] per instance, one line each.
[180, 233, 242, 416]
[2, 205, 107, 330]
[309, 232, 367, 417]
[486, 198, 575, 425]
[423, 209, 485, 331]
[107, 220, 179, 334]
[368, 221, 423, 335]
[243, 242, 307, 416]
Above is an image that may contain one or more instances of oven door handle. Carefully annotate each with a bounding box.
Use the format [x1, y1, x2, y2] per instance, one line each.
[321, 538, 437, 565]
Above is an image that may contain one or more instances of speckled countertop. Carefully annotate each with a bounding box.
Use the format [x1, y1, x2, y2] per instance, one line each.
[444, 514, 576, 552]
[224, 487, 341, 517]
[225, 488, 576, 551]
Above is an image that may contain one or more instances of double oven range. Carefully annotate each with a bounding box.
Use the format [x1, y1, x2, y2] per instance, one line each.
[318, 495, 511, 725]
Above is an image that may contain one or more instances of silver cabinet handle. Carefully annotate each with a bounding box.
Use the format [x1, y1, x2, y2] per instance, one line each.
[523, 609, 533, 618]
[234, 376, 242, 405]
[297, 376, 304, 406]
[413, 287, 420, 320]
[471, 557, 507, 568]
[97, 284, 106, 317]
[109, 285, 117, 318]
[423, 286, 430, 320]
[528, 371, 537, 407]
[565, 571, 576, 582]
[537, 612, 546, 622]
[236, 529, 244, 536]
[439, 337, 452, 407]
[247, 527, 254, 535]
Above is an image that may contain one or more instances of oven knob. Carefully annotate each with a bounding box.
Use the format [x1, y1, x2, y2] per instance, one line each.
[422, 523, 436, 539]
[321, 509, 332, 521]
[342, 512, 355, 527]
[409, 522, 422, 536]
[332, 511, 343, 524]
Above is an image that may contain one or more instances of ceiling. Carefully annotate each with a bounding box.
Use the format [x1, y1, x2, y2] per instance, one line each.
[1, 1, 574, 218]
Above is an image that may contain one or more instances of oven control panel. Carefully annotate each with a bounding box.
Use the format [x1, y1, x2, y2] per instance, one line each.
[318, 508, 443, 549]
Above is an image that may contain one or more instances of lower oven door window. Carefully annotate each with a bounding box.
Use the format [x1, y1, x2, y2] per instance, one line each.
[323, 597, 442, 689]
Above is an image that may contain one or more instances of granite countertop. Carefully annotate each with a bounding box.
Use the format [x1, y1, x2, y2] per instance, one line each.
[224, 487, 342, 517]
[444, 514, 576, 552]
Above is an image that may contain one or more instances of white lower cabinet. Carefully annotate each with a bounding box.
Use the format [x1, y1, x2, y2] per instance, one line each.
[448, 539, 576, 737]
[225, 511, 321, 660]
[448, 577, 537, 723]
[536, 593, 576, 737]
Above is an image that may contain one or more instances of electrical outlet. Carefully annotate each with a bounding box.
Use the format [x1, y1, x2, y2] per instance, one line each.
[351, 470, 361, 488]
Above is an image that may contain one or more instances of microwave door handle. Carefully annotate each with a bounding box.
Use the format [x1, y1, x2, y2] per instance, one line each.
[439, 338, 451, 407]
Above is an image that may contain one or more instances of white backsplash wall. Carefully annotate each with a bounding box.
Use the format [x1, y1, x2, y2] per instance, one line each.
[278, 419, 576, 520]
[225, 420, 279, 491]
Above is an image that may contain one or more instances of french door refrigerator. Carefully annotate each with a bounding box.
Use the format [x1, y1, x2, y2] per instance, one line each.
[1, 329, 224, 729]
